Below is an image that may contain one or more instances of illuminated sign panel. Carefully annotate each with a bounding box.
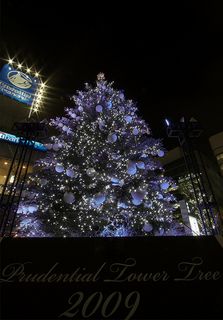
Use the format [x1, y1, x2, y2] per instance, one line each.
[0, 64, 39, 106]
[0, 131, 47, 152]
[189, 216, 200, 236]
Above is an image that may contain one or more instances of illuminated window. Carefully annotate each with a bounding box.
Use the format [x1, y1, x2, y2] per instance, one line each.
[189, 216, 200, 236]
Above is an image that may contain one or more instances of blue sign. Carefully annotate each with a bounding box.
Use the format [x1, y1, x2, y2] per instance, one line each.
[0, 64, 39, 106]
[0, 131, 47, 152]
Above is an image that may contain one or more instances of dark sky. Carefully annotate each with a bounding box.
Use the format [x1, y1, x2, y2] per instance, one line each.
[1, 0, 223, 147]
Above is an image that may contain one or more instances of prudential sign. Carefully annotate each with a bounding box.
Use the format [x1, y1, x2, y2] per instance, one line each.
[0, 64, 39, 106]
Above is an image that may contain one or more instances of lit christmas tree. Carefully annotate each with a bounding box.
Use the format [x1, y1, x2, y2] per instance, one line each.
[17, 73, 178, 237]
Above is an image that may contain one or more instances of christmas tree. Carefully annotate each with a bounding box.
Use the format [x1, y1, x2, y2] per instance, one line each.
[17, 73, 177, 237]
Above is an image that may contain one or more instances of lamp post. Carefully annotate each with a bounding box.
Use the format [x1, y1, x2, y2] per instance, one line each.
[165, 117, 221, 235]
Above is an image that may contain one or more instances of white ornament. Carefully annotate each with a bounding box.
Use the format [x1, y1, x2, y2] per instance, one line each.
[157, 150, 165, 157]
[161, 182, 169, 190]
[155, 228, 165, 236]
[28, 205, 38, 213]
[62, 125, 68, 132]
[107, 133, 117, 143]
[63, 192, 75, 204]
[119, 93, 125, 100]
[144, 202, 152, 208]
[143, 223, 153, 232]
[53, 144, 59, 151]
[78, 106, 83, 112]
[58, 143, 63, 148]
[86, 168, 96, 177]
[17, 206, 23, 214]
[133, 128, 139, 135]
[18, 205, 29, 214]
[20, 218, 32, 228]
[45, 144, 52, 150]
[55, 164, 64, 173]
[58, 123, 63, 127]
[96, 105, 103, 112]
[98, 120, 105, 130]
[70, 113, 76, 118]
[119, 179, 124, 187]
[124, 115, 133, 123]
[40, 178, 48, 186]
[66, 168, 75, 178]
[136, 161, 145, 169]
[127, 160, 137, 175]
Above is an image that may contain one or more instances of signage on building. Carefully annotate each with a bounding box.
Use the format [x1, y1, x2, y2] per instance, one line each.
[0, 64, 39, 106]
[0, 131, 47, 152]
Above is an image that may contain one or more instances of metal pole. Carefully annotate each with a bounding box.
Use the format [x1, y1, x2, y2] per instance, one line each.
[9, 145, 34, 235]
[180, 137, 208, 235]
[0, 140, 28, 236]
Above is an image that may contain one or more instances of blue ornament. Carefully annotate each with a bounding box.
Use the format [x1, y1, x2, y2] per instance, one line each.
[157, 149, 165, 157]
[114, 227, 130, 237]
[63, 192, 75, 204]
[136, 161, 145, 169]
[93, 193, 106, 207]
[118, 201, 129, 209]
[143, 223, 153, 232]
[141, 154, 147, 158]
[127, 161, 137, 175]
[131, 190, 146, 205]
[132, 199, 141, 206]
[161, 182, 169, 190]
[107, 101, 112, 109]
[133, 128, 139, 135]
[124, 115, 132, 123]
[96, 105, 103, 112]
[111, 177, 120, 185]
[55, 164, 64, 173]
[108, 133, 117, 143]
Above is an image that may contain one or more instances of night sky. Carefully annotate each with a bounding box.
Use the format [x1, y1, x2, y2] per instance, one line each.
[1, 1, 223, 148]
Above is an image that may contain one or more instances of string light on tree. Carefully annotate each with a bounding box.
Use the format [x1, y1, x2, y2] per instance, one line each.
[17, 74, 178, 237]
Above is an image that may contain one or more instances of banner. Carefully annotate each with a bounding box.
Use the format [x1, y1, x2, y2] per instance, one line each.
[0, 64, 39, 105]
[0, 131, 47, 151]
[0, 236, 222, 319]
